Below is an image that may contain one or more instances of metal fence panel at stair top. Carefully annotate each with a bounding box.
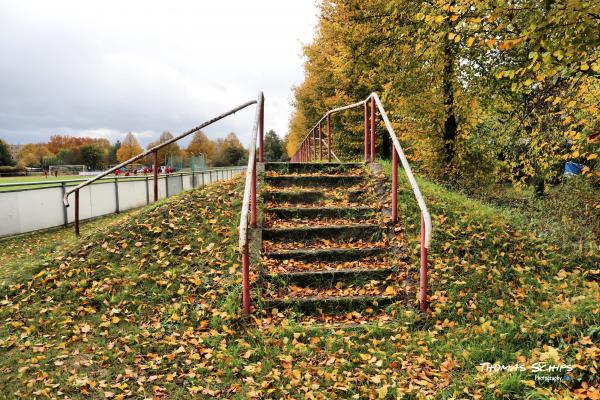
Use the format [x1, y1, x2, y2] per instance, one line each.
[0, 167, 245, 238]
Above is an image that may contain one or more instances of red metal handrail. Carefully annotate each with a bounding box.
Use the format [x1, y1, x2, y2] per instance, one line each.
[290, 92, 433, 312]
[64, 98, 263, 236]
[238, 92, 265, 315]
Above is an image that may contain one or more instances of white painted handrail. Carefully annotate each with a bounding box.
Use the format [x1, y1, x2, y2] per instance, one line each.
[239, 92, 264, 252]
[371, 92, 432, 248]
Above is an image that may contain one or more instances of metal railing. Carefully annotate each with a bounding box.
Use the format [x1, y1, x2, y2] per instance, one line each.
[63, 99, 261, 236]
[290, 92, 433, 312]
[238, 92, 264, 315]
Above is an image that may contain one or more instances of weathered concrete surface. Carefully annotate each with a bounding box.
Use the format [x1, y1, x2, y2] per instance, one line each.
[263, 224, 381, 242]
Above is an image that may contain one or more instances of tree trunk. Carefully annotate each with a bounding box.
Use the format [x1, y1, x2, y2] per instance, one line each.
[442, 38, 458, 166]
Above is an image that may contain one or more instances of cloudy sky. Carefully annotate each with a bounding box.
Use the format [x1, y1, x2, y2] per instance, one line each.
[0, 1, 318, 147]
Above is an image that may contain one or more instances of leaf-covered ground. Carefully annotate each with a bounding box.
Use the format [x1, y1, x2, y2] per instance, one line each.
[0, 172, 598, 399]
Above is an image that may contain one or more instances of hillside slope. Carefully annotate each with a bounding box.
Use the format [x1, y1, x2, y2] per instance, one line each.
[0, 173, 598, 399]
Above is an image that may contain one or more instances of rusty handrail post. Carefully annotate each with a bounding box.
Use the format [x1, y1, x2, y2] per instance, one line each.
[318, 123, 323, 160]
[242, 243, 251, 314]
[392, 145, 398, 224]
[364, 102, 369, 162]
[259, 95, 265, 162]
[74, 189, 80, 237]
[327, 114, 332, 162]
[304, 141, 307, 162]
[153, 150, 159, 202]
[370, 96, 376, 162]
[420, 213, 428, 312]
[314, 128, 318, 160]
[239, 92, 264, 316]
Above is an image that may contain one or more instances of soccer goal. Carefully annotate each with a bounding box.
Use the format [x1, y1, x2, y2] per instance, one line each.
[48, 165, 87, 175]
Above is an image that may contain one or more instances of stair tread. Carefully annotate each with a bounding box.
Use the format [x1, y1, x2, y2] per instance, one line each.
[264, 294, 399, 303]
[265, 246, 386, 254]
[267, 174, 362, 178]
[267, 266, 395, 276]
[266, 206, 372, 211]
[263, 223, 379, 232]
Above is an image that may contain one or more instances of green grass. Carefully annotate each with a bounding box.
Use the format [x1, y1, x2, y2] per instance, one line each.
[0, 175, 151, 192]
[0, 175, 83, 184]
[0, 167, 597, 399]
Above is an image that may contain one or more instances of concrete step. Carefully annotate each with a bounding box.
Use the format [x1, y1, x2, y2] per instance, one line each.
[263, 224, 381, 242]
[264, 162, 363, 174]
[263, 295, 398, 314]
[264, 247, 387, 262]
[262, 190, 324, 204]
[265, 175, 364, 188]
[263, 267, 395, 287]
[263, 189, 367, 204]
[265, 206, 375, 220]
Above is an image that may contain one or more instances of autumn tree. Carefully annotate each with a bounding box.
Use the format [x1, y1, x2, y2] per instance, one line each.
[146, 131, 181, 165]
[17, 144, 53, 168]
[289, 0, 599, 191]
[213, 132, 248, 166]
[47, 135, 110, 153]
[116, 132, 143, 163]
[187, 131, 215, 165]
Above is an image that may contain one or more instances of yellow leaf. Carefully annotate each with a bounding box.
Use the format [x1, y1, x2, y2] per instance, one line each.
[466, 37, 475, 47]
[496, 299, 504, 307]
[377, 385, 389, 399]
[384, 286, 397, 296]
[587, 153, 598, 160]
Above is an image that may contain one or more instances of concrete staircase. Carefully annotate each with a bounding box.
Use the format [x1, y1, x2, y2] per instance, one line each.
[260, 162, 406, 323]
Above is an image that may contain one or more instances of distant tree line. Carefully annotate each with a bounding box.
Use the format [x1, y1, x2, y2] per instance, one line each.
[0, 129, 287, 171]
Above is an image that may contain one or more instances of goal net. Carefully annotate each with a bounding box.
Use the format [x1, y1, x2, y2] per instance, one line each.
[48, 165, 87, 175]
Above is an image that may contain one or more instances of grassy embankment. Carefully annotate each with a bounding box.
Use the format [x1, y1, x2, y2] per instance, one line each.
[0, 168, 597, 399]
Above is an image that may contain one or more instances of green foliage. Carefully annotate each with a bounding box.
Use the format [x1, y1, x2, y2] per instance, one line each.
[289, 0, 599, 190]
[0, 140, 15, 166]
[263, 129, 285, 161]
[213, 132, 248, 166]
[79, 144, 106, 170]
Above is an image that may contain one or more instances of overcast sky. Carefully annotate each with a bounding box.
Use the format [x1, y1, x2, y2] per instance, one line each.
[0, 1, 318, 147]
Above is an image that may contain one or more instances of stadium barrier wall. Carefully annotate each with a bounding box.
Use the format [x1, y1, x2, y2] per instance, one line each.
[0, 167, 245, 238]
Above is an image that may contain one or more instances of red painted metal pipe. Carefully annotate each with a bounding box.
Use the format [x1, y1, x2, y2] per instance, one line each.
[370, 96, 376, 162]
[364, 102, 369, 162]
[392, 145, 398, 224]
[242, 244, 250, 315]
[251, 159, 257, 227]
[302, 142, 305, 162]
[259, 95, 264, 162]
[153, 150, 159, 202]
[313, 129, 317, 161]
[327, 114, 331, 162]
[420, 213, 428, 312]
[75, 189, 80, 236]
[319, 123, 323, 160]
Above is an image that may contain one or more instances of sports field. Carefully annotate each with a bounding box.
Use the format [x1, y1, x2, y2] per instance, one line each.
[0, 175, 83, 184]
[0, 174, 150, 191]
